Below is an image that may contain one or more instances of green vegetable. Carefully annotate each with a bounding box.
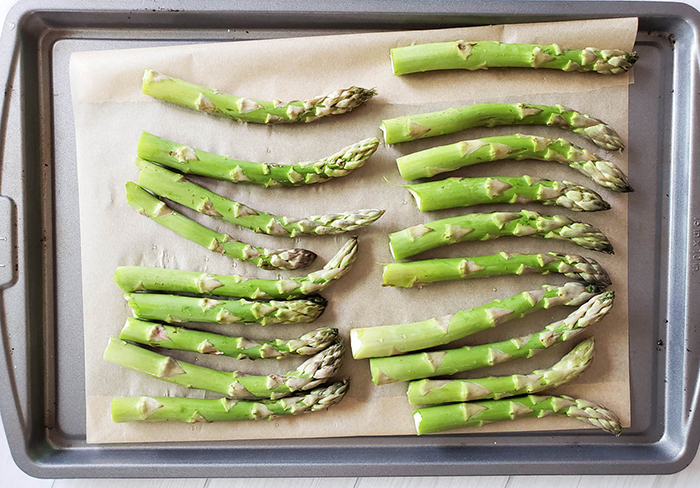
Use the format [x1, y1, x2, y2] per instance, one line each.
[138, 132, 380, 188]
[104, 337, 344, 399]
[413, 394, 621, 435]
[113, 237, 358, 299]
[380, 103, 624, 151]
[369, 291, 613, 385]
[136, 158, 384, 237]
[350, 282, 599, 359]
[389, 210, 613, 260]
[382, 252, 611, 289]
[404, 176, 610, 212]
[396, 134, 630, 192]
[120, 318, 338, 359]
[111, 380, 349, 423]
[407, 337, 594, 405]
[391, 41, 637, 75]
[125, 182, 315, 270]
[125, 293, 326, 325]
[142, 69, 375, 124]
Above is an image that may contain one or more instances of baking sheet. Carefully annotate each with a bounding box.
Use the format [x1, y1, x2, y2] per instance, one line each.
[69, 17, 636, 444]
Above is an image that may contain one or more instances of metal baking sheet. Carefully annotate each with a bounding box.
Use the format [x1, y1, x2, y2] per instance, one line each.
[0, 0, 698, 478]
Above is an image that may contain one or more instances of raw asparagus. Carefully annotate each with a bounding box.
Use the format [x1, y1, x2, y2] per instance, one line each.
[113, 237, 357, 299]
[125, 182, 316, 270]
[142, 69, 376, 124]
[370, 291, 613, 384]
[124, 293, 326, 325]
[396, 134, 630, 192]
[104, 337, 344, 399]
[389, 209, 613, 260]
[138, 132, 379, 187]
[120, 318, 338, 359]
[350, 282, 599, 359]
[136, 158, 385, 237]
[382, 252, 611, 289]
[391, 41, 637, 76]
[407, 337, 595, 405]
[403, 175, 610, 212]
[413, 394, 621, 435]
[111, 380, 349, 423]
[380, 103, 624, 151]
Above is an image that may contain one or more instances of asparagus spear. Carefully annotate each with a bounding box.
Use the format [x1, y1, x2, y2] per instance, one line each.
[138, 132, 379, 187]
[403, 176, 610, 212]
[350, 282, 599, 359]
[125, 182, 316, 270]
[120, 318, 338, 359]
[113, 237, 357, 299]
[413, 394, 621, 435]
[382, 252, 611, 289]
[391, 41, 637, 76]
[111, 380, 349, 423]
[125, 293, 326, 325]
[407, 337, 595, 405]
[389, 210, 613, 260]
[136, 158, 385, 237]
[380, 103, 624, 151]
[370, 291, 613, 385]
[104, 337, 344, 399]
[396, 134, 630, 192]
[142, 69, 376, 124]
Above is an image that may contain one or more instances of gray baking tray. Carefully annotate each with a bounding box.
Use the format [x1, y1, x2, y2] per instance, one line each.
[0, 0, 697, 478]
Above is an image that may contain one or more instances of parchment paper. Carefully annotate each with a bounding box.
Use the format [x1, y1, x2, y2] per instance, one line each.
[70, 18, 637, 444]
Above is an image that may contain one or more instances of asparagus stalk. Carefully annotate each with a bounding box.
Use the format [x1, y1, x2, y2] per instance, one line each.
[396, 134, 630, 192]
[120, 318, 338, 359]
[125, 293, 326, 325]
[407, 337, 595, 405]
[113, 237, 358, 299]
[370, 291, 613, 385]
[413, 394, 621, 435]
[380, 103, 624, 151]
[389, 209, 613, 260]
[382, 252, 611, 289]
[138, 132, 380, 188]
[136, 158, 384, 237]
[350, 282, 599, 359]
[104, 337, 344, 399]
[125, 182, 316, 270]
[391, 41, 637, 76]
[142, 69, 376, 124]
[111, 380, 349, 423]
[403, 175, 610, 212]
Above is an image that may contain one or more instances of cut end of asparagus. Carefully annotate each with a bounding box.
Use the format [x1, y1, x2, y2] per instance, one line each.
[142, 69, 170, 88]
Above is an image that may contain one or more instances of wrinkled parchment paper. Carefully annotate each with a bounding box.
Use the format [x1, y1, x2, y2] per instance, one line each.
[70, 17, 637, 443]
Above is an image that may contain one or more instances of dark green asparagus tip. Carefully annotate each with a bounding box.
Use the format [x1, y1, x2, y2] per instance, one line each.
[305, 295, 329, 307]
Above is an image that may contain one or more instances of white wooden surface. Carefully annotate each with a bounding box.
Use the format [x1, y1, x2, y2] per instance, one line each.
[1, 0, 699, 484]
